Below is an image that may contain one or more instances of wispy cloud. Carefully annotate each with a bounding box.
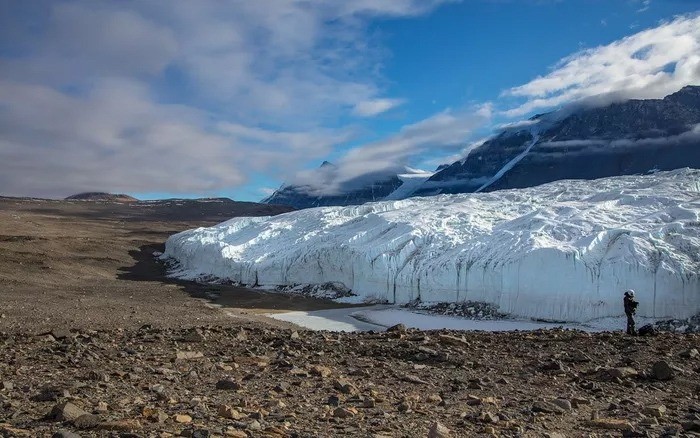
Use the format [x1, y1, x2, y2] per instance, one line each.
[503, 14, 700, 117]
[352, 98, 405, 117]
[0, 0, 453, 198]
[290, 107, 489, 195]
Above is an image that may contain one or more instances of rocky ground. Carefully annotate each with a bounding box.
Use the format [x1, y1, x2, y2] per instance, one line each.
[2, 326, 700, 437]
[1, 197, 700, 437]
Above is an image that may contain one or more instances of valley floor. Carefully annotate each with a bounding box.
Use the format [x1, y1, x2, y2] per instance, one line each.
[1, 198, 699, 437]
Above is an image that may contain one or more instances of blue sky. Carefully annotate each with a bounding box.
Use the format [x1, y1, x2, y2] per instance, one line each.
[0, 1, 699, 201]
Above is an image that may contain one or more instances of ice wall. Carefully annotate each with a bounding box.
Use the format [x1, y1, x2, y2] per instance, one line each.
[163, 169, 700, 323]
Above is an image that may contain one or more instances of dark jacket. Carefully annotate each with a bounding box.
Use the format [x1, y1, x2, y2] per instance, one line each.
[624, 295, 638, 316]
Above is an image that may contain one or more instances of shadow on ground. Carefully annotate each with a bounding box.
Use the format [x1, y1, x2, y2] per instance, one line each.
[117, 243, 366, 314]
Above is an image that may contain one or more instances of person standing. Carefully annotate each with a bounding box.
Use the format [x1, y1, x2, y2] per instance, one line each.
[623, 290, 639, 335]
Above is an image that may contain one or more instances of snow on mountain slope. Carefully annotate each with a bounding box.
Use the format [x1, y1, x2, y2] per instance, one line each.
[382, 170, 434, 200]
[163, 169, 700, 323]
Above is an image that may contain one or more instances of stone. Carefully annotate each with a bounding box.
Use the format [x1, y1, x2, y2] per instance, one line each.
[34, 386, 68, 402]
[50, 401, 88, 422]
[386, 323, 407, 333]
[551, 399, 572, 411]
[175, 351, 204, 360]
[363, 397, 376, 408]
[606, 367, 638, 380]
[74, 413, 101, 429]
[683, 420, 700, 432]
[586, 418, 633, 431]
[218, 405, 246, 420]
[290, 331, 300, 340]
[643, 405, 666, 418]
[216, 378, 242, 390]
[182, 329, 205, 343]
[333, 407, 357, 418]
[479, 412, 499, 424]
[225, 430, 248, 438]
[247, 420, 262, 431]
[51, 329, 72, 340]
[309, 365, 332, 378]
[97, 420, 142, 431]
[191, 430, 211, 438]
[650, 361, 674, 381]
[571, 397, 590, 408]
[51, 431, 82, 438]
[333, 378, 358, 395]
[680, 349, 699, 359]
[427, 421, 451, 438]
[544, 433, 567, 438]
[1, 381, 13, 391]
[174, 414, 192, 423]
[532, 401, 565, 414]
[327, 395, 340, 406]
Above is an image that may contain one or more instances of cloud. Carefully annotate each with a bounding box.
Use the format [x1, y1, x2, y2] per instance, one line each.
[290, 107, 489, 195]
[0, 0, 453, 198]
[503, 14, 700, 117]
[352, 98, 405, 117]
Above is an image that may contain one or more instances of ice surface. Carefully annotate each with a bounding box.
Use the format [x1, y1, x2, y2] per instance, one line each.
[164, 169, 700, 323]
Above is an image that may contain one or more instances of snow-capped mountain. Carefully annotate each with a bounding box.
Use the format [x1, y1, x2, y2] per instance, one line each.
[416, 85, 700, 196]
[164, 168, 700, 323]
[262, 161, 432, 209]
[263, 86, 700, 207]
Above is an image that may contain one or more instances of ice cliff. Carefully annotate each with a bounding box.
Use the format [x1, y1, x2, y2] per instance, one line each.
[164, 169, 700, 323]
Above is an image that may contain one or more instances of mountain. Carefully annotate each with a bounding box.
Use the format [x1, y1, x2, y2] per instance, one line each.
[262, 86, 700, 208]
[66, 192, 138, 202]
[416, 85, 700, 195]
[262, 162, 424, 209]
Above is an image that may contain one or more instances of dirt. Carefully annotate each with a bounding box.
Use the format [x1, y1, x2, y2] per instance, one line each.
[0, 196, 347, 334]
[1, 197, 700, 437]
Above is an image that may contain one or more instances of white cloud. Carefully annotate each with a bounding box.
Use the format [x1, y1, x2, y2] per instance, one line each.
[0, 0, 453, 197]
[352, 98, 405, 117]
[504, 14, 700, 117]
[291, 108, 489, 195]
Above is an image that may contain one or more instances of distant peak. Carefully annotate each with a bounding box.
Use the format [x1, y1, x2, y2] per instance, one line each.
[320, 161, 336, 168]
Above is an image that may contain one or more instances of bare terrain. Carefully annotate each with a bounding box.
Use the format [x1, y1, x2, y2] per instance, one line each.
[1, 197, 699, 437]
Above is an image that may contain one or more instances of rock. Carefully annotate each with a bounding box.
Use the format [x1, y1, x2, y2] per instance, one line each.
[174, 414, 192, 423]
[97, 420, 142, 431]
[191, 429, 211, 438]
[1, 381, 13, 391]
[327, 395, 340, 406]
[606, 367, 638, 380]
[333, 407, 357, 418]
[247, 420, 262, 431]
[650, 361, 674, 381]
[683, 420, 700, 432]
[544, 433, 567, 438]
[386, 323, 407, 333]
[182, 329, 205, 343]
[225, 430, 248, 438]
[363, 397, 376, 408]
[308, 365, 332, 378]
[215, 378, 242, 390]
[427, 421, 451, 438]
[218, 405, 246, 420]
[586, 418, 633, 431]
[680, 348, 699, 359]
[532, 401, 565, 414]
[175, 351, 204, 360]
[290, 330, 300, 340]
[571, 397, 590, 408]
[51, 329, 72, 340]
[33, 386, 68, 402]
[50, 401, 89, 422]
[333, 378, 358, 395]
[551, 399, 572, 411]
[74, 413, 101, 429]
[401, 374, 429, 384]
[643, 405, 666, 418]
[52, 431, 82, 438]
[478, 411, 499, 424]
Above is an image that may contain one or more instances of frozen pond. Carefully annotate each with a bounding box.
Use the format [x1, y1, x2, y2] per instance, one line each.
[267, 305, 654, 333]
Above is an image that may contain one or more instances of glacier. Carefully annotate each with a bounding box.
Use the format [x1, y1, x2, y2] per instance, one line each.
[163, 169, 700, 323]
